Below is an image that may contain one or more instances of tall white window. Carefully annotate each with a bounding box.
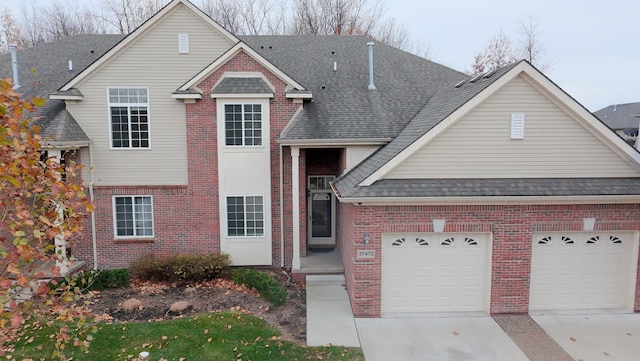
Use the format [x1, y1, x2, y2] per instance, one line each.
[224, 104, 262, 146]
[108, 88, 150, 148]
[113, 196, 154, 238]
[227, 196, 264, 237]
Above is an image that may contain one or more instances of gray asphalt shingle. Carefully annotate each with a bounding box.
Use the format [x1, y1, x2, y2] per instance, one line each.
[594, 102, 640, 130]
[240, 35, 467, 140]
[0, 34, 123, 143]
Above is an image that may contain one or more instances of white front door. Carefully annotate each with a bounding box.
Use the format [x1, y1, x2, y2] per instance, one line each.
[308, 176, 336, 247]
[530, 231, 638, 312]
[382, 232, 491, 315]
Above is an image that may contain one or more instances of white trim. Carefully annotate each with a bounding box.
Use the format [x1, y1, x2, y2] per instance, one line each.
[49, 94, 83, 101]
[171, 93, 202, 100]
[510, 113, 525, 139]
[285, 92, 313, 99]
[361, 63, 526, 186]
[218, 101, 267, 148]
[224, 195, 266, 238]
[107, 87, 152, 150]
[361, 61, 640, 187]
[60, 0, 238, 91]
[178, 42, 307, 92]
[112, 195, 155, 239]
[340, 195, 640, 206]
[212, 93, 274, 99]
[291, 147, 301, 270]
[277, 137, 391, 147]
[178, 33, 189, 54]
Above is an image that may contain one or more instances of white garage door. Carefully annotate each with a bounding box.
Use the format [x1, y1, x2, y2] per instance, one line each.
[382, 233, 491, 315]
[530, 232, 637, 312]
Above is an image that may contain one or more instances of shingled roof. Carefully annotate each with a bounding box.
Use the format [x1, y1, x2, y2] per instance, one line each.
[0, 34, 123, 144]
[240, 35, 467, 141]
[594, 102, 640, 130]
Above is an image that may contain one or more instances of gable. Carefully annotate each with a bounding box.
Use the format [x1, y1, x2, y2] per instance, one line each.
[385, 76, 640, 179]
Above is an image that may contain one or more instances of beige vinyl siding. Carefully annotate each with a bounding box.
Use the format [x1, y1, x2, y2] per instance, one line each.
[66, 4, 235, 186]
[386, 76, 640, 179]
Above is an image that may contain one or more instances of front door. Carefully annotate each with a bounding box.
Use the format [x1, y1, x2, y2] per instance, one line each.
[308, 176, 336, 247]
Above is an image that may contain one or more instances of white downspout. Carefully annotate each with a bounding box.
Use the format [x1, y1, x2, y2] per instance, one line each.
[88, 142, 98, 270]
[279, 144, 285, 267]
[291, 147, 301, 271]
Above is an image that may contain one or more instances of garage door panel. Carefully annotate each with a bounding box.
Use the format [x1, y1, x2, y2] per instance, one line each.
[382, 233, 490, 314]
[530, 232, 636, 312]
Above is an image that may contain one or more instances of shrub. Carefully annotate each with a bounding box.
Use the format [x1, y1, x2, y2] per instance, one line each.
[48, 268, 129, 293]
[130, 253, 231, 283]
[232, 269, 288, 306]
[91, 269, 129, 290]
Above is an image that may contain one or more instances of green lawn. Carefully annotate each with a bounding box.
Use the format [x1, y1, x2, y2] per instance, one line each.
[8, 312, 363, 361]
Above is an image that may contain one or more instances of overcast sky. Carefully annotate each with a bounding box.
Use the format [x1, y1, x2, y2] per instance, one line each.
[385, 0, 640, 112]
[4, 0, 638, 111]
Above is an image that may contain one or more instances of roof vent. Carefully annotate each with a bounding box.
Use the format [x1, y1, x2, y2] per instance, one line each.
[454, 79, 466, 88]
[469, 72, 484, 83]
[9, 45, 20, 89]
[367, 42, 376, 90]
[483, 69, 497, 78]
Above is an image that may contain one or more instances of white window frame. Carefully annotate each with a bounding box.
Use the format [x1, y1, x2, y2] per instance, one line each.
[108, 87, 151, 149]
[112, 195, 154, 238]
[223, 103, 263, 147]
[226, 195, 265, 238]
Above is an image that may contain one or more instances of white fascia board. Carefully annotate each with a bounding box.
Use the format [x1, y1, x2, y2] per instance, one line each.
[41, 140, 90, 148]
[338, 195, 640, 206]
[49, 94, 83, 101]
[172, 93, 202, 100]
[277, 138, 392, 147]
[360, 62, 527, 186]
[212, 93, 274, 99]
[60, 0, 238, 91]
[285, 92, 313, 99]
[179, 43, 306, 92]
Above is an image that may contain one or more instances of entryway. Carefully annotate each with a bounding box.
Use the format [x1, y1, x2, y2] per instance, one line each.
[308, 176, 336, 248]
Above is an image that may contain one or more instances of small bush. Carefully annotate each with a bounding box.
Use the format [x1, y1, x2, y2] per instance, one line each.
[130, 253, 231, 283]
[232, 269, 288, 306]
[91, 268, 129, 290]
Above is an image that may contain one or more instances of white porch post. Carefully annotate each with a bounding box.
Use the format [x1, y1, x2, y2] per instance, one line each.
[291, 147, 301, 271]
[48, 149, 68, 275]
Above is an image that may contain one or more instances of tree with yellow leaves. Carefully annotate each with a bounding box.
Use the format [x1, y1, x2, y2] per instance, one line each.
[0, 78, 96, 359]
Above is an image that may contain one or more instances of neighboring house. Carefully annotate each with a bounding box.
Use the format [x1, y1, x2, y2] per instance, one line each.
[595, 102, 640, 148]
[2, 0, 640, 318]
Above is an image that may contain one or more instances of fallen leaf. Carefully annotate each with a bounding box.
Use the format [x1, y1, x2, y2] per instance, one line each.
[453, 331, 459, 336]
[603, 352, 609, 356]
[570, 337, 576, 342]
[626, 332, 632, 336]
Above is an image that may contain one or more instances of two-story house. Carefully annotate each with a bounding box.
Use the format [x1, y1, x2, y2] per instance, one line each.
[3, 0, 640, 318]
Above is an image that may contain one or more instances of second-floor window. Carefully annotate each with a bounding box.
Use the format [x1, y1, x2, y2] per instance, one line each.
[224, 104, 262, 146]
[109, 88, 150, 148]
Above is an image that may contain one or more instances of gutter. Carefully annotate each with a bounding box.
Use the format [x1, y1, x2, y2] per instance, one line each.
[338, 195, 640, 206]
[277, 137, 391, 147]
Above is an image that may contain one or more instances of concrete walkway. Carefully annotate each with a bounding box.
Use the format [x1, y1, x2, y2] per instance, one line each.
[305, 274, 360, 347]
[305, 278, 639, 360]
[533, 313, 640, 361]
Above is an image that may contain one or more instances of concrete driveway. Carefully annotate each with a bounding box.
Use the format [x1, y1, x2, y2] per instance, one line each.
[355, 317, 529, 361]
[533, 314, 640, 361]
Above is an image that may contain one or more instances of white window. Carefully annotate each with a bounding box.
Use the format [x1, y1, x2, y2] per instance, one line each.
[108, 88, 150, 148]
[511, 113, 525, 139]
[226, 196, 264, 237]
[224, 104, 262, 146]
[113, 196, 154, 238]
[178, 33, 189, 54]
